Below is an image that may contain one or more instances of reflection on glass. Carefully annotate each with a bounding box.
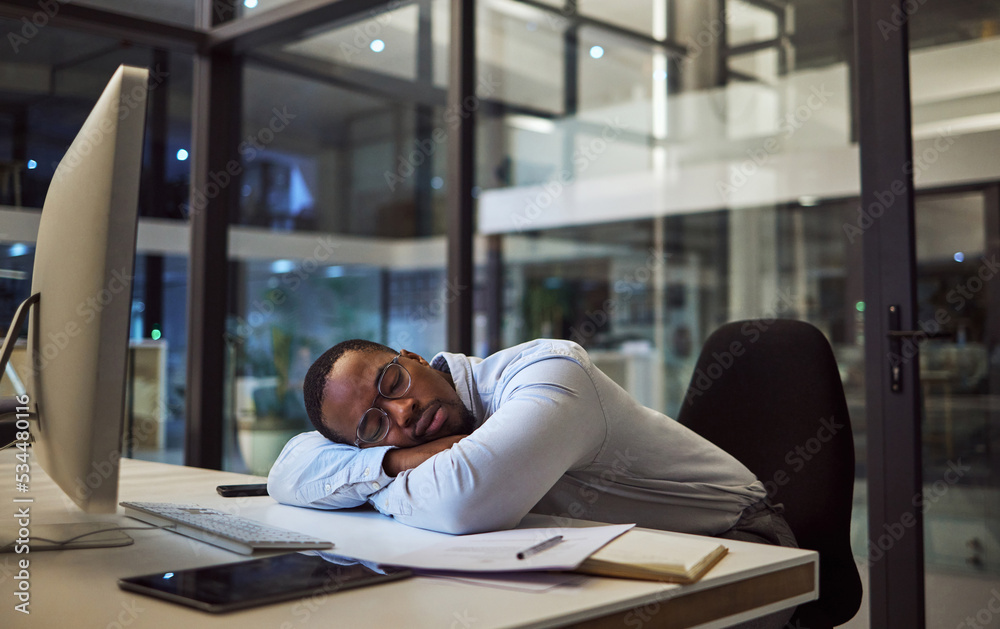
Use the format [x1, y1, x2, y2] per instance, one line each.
[728, 47, 779, 84]
[578, 0, 658, 39]
[915, 191, 1000, 625]
[126, 254, 189, 465]
[726, 0, 779, 48]
[578, 26, 659, 127]
[230, 45, 449, 472]
[71, 0, 197, 27]
[282, 3, 420, 81]
[478, 0, 566, 114]
[227, 255, 450, 475]
[0, 20, 192, 467]
[907, 3, 1000, 622]
[239, 62, 447, 237]
[229, 260, 381, 474]
[479, 2, 868, 625]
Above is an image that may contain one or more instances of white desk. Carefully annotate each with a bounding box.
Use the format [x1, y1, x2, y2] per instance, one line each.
[1, 455, 817, 629]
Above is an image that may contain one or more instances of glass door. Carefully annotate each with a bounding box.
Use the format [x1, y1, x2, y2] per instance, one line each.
[915, 187, 1000, 628]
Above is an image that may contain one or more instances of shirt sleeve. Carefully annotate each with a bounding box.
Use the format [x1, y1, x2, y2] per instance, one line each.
[368, 357, 608, 534]
[266, 431, 396, 509]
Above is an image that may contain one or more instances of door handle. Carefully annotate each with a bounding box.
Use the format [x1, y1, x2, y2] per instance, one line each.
[886, 306, 954, 392]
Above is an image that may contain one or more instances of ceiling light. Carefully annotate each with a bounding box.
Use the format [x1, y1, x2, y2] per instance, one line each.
[507, 115, 555, 134]
[270, 259, 294, 274]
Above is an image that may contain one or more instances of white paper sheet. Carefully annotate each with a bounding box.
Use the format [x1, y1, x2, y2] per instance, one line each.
[389, 523, 634, 572]
[419, 571, 589, 592]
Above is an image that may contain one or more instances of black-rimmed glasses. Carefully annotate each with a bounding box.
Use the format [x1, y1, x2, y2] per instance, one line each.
[354, 354, 411, 446]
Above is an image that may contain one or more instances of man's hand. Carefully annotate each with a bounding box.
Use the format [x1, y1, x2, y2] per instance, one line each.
[383, 434, 466, 476]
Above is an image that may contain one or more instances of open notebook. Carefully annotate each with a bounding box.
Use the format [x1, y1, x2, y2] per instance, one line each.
[574, 528, 728, 584]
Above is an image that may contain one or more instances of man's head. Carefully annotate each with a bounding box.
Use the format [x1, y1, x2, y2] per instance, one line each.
[303, 339, 476, 447]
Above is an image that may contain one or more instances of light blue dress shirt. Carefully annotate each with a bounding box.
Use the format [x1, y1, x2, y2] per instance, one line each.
[268, 339, 766, 535]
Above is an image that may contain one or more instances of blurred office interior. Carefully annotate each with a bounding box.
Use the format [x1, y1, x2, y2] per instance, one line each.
[1, 1, 999, 626]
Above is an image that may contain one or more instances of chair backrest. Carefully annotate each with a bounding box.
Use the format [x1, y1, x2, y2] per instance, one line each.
[677, 319, 862, 628]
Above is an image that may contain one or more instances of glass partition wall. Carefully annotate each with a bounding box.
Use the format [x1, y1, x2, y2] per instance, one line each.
[0, 19, 194, 464]
[225, 3, 452, 473]
[477, 0, 871, 622]
[906, 4, 1000, 625]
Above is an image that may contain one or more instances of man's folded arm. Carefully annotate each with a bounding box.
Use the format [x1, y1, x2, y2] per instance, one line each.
[369, 358, 607, 534]
[266, 431, 395, 508]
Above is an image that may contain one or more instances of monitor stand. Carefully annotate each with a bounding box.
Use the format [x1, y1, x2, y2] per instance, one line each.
[0, 292, 38, 380]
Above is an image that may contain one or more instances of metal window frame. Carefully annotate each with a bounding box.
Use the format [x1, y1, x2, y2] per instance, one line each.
[0, 0, 204, 51]
[512, 0, 688, 58]
[207, 0, 395, 53]
[183, 0, 241, 469]
[855, 0, 925, 627]
[446, 0, 475, 353]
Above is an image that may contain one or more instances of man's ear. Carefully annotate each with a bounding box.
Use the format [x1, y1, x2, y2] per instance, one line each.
[399, 349, 429, 367]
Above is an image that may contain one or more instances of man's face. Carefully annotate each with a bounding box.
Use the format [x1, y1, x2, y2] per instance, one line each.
[321, 349, 474, 448]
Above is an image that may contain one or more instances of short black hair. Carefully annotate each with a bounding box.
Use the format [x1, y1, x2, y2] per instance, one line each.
[303, 339, 395, 445]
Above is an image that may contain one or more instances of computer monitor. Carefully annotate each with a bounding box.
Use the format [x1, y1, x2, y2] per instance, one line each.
[0, 65, 149, 545]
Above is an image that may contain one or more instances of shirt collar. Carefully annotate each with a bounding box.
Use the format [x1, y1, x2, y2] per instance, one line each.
[430, 351, 484, 424]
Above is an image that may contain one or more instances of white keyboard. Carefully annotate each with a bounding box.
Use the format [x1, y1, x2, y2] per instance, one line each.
[120, 501, 334, 555]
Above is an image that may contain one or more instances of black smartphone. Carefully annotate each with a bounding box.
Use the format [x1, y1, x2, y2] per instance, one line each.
[216, 483, 269, 497]
[118, 552, 413, 613]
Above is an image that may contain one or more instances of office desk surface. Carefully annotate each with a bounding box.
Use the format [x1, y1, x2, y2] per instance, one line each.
[1, 455, 816, 629]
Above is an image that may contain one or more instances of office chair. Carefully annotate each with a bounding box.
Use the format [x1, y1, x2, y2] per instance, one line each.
[677, 319, 863, 628]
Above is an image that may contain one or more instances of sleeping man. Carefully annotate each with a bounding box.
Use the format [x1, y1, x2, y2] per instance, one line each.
[268, 338, 798, 628]
[268, 338, 795, 544]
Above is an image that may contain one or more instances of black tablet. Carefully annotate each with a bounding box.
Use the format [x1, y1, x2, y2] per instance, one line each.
[118, 552, 412, 613]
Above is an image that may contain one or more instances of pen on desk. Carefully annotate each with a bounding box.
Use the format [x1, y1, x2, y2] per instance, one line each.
[516, 535, 564, 560]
